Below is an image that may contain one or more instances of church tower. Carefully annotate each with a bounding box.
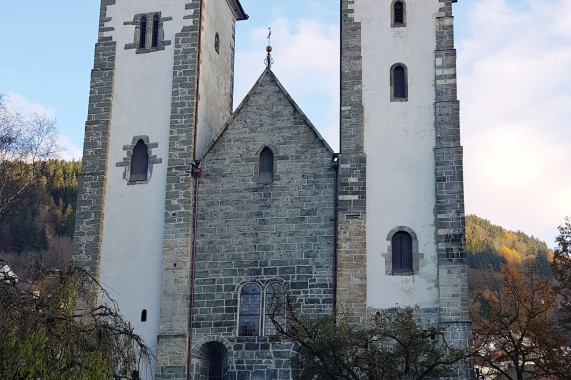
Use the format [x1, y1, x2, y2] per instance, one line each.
[338, 0, 472, 375]
[72, 1, 247, 379]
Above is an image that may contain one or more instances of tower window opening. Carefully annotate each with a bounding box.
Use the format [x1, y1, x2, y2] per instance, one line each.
[139, 16, 147, 50]
[393, 1, 405, 26]
[238, 283, 261, 336]
[258, 147, 274, 183]
[392, 231, 413, 274]
[130, 139, 149, 183]
[391, 64, 408, 101]
[141, 309, 147, 322]
[152, 14, 159, 48]
[215, 33, 220, 54]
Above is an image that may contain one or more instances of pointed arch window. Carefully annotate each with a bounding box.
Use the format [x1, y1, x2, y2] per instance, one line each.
[139, 16, 147, 50]
[239, 283, 261, 336]
[392, 231, 413, 274]
[214, 33, 220, 54]
[391, 64, 408, 101]
[130, 139, 149, 183]
[264, 282, 285, 336]
[152, 14, 159, 48]
[258, 147, 274, 183]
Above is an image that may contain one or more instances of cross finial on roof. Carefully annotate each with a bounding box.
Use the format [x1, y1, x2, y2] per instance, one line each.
[265, 27, 274, 71]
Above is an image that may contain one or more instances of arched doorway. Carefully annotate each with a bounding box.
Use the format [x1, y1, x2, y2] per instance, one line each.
[196, 341, 228, 380]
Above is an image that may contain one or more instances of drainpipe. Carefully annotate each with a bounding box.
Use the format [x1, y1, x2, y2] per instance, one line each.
[187, 0, 204, 378]
[186, 161, 201, 380]
[331, 153, 340, 316]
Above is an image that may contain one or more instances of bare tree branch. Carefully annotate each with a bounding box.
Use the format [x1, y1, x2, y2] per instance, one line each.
[0, 94, 61, 224]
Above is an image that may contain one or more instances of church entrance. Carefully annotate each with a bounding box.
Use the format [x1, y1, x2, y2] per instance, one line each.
[195, 341, 228, 380]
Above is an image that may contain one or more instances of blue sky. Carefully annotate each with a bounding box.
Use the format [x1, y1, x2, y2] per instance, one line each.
[1, 0, 570, 247]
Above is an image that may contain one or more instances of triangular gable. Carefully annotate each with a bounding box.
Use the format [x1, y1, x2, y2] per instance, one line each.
[200, 69, 334, 160]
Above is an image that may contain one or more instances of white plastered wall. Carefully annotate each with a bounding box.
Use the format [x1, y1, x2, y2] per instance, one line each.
[195, 0, 237, 158]
[352, 0, 440, 309]
[97, 0, 189, 371]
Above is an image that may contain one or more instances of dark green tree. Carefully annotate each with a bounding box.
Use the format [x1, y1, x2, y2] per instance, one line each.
[268, 299, 470, 380]
[9, 208, 46, 252]
[552, 217, 571, 333]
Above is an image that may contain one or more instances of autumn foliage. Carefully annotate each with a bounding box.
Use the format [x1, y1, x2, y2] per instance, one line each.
[472, 262, 570, 379]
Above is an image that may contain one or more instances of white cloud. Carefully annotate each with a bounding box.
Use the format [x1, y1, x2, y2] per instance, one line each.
[5, 93, 57, 118]
[57, 134, 83, 161]
[458, 0, 571, 246]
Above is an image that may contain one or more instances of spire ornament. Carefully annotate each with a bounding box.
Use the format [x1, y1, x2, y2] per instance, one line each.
[264, 27, 274, 71]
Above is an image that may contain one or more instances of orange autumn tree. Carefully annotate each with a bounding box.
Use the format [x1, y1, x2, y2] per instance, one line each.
[472, 262, 570, 380]
[500, 244, 522, 265]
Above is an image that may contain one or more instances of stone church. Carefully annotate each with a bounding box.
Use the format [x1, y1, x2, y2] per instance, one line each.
[72, 0, 472, 379]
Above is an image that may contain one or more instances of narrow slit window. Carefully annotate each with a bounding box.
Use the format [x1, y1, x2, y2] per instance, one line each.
[239, 283, 261, 336]
[130, 139, 149, 182]
[152, 14, 159, 48]
[392, 231, 413, 274]
[394, 1, 405, 26]
[258, 147, 273, 183]
[141, 309, 147, 322]
[139, 16, 147, 50]
[392, 64, 408, 101]
[215, 33, 220, 54]
[265, 282, 285, 336]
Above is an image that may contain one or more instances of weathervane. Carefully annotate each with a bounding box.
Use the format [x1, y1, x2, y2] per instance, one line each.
[264, 27, 274, 71]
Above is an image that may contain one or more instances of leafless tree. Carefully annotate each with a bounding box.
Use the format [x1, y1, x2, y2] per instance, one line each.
[0, 94, 60, 224]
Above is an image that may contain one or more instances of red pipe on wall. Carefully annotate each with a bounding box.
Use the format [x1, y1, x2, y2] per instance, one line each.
[186, 163, 201, 380]
[186, 0, 204, 378]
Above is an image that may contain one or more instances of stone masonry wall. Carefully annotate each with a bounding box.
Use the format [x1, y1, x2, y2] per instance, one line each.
[72, 0, 116, 279]
[338, 0, 368, 325]
[156, 2, 201, 379]
[190, 71, 335, 379]
[435, 1, 473, 377]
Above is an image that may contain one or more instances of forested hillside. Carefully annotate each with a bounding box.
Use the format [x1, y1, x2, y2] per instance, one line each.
[1, 163, 554, 279]
[465, 214, 552, 275]
[0, 159, 81, 273]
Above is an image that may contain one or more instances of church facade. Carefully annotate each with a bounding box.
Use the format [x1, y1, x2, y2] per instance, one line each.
[72, 0, 472, 379]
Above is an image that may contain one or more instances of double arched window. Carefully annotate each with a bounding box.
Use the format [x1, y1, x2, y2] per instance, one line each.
[238, 282, 286, 336]
[138, 13, 160, 51]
